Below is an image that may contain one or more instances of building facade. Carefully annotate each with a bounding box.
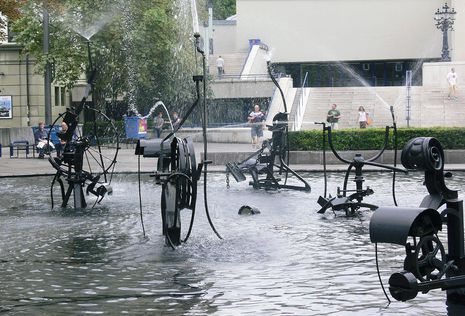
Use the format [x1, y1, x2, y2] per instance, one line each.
[210, 0, 463, 87]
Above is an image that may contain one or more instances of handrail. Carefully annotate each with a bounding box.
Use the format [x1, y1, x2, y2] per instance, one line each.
[216, 73, 271, 81]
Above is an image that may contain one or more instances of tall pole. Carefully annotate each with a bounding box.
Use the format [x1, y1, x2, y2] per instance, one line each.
[43, 8, 52, 125]
[435, 3, 456, 62]
[208, 0, 213, 55]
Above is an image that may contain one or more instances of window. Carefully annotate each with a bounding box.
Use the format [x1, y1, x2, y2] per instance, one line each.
[54, 86, 68, 107]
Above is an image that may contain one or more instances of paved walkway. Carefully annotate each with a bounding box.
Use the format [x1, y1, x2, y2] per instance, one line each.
[1, 142, 465, 177]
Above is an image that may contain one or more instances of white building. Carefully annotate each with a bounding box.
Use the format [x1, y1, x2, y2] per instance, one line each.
[210, 0, 464, 87]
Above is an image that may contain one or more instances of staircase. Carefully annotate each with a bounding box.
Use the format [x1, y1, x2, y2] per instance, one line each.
[209, 53, 249, 77]
[299, 86, 465, 130]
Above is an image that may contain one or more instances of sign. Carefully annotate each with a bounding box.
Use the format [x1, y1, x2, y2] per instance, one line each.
[0, 95, 12, 119]
[138, 117, 147, 135]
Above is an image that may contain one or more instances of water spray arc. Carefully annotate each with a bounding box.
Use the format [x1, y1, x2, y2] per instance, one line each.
[135, 33, 221, 248]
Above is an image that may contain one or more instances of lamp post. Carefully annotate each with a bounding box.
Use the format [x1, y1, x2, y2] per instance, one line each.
[434, 3, 456, 62]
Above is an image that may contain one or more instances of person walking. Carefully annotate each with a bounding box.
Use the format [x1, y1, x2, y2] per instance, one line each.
[327, 104, 341, 130]
[154, 112, 165, 138]
[248, 104, 266, 148]
[216, 56, 225, 78]
[447, 67, 458, 99]
[357, 106, 369, 128]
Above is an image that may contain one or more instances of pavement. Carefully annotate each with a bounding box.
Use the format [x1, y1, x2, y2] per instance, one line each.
[1, 142, 465, 177]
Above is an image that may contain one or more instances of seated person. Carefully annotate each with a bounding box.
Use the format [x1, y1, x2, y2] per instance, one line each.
[34, 121, 54, 158]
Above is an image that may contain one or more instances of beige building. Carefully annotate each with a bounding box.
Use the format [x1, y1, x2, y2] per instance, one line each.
[0, 43, 70, 128]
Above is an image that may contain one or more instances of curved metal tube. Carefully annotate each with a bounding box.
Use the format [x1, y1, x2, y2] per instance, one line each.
[267, 61, 287, 113]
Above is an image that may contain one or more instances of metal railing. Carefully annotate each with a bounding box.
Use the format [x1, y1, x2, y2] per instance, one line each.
[215, 73, 270, 81]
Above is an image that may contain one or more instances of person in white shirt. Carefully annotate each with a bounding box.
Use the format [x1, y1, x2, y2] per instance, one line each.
[358, 106, 369, 128]
[216, 56, 225, 78]
[447, 68, 458, 99]
[248, 104, 265, 148]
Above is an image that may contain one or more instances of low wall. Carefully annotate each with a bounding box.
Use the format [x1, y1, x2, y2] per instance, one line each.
[209, 149, 465, 166]
[0, 127, 35, 145]
[164, 127, 272, 143]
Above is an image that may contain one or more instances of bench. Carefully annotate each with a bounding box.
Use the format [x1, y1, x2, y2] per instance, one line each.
[10, 140, 32, 158]
[9, 127, 35, 158]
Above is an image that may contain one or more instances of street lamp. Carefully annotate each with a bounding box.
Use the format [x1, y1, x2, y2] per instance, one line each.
[434, 3, 456, 62]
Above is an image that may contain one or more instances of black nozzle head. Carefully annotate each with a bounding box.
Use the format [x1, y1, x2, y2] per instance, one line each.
[238, 205, 261, 215]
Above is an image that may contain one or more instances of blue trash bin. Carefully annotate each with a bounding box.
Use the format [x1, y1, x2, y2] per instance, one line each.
[124, 116, 147, 140]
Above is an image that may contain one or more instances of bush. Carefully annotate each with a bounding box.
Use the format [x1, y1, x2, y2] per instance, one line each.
[288, 127, 465, 151]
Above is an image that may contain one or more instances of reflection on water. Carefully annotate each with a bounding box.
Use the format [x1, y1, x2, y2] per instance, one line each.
[0, 171, 464, 315]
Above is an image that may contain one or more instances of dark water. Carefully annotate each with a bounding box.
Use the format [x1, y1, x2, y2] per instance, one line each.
[1, 171, 465, 315]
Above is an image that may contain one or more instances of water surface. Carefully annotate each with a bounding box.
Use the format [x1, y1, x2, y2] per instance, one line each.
[1, 171, 464, 315]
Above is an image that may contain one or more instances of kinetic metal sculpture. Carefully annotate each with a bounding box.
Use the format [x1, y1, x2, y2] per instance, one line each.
[135, 33, 221, 248]
[317, 108, 406, 215]
[370, 137, 465, 302]
[225, 62, 310, 192]
[48, 41, 119, 209]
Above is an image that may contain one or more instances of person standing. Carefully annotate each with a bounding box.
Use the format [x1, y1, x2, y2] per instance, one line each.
[447, 67, 458, 99]
[248, 104, 265, 148]
[154, 112, 165, 138]
[357, 106, 369, 128]
[171, 111, 181, 130]
[216, 55, 225, 78]
[327, 104, 341, 130]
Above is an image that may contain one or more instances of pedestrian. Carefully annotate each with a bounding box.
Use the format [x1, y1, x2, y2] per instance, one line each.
[172, 111, 181, 130]
[248, 104, 266, 149]
[216, 55, 225, 78]
[327, 104, 341, 130]
[447, 67, 458, 99]
[357, 106, 369, 128]
[154, 111, 165, 138]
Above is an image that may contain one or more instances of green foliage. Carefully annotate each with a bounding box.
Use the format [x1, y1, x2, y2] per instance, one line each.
[288, 127, 465, 151]
[11, 0, 198, 118]
[0, 0, 25, 41]
[212, 0, 235, 20]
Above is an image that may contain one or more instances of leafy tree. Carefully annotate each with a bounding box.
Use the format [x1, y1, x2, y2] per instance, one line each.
[0, 0, 25, 41]
[212, 0, 235, 20]
[11, 0, 200, 120]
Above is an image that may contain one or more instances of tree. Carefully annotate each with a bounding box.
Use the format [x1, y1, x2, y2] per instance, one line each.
[11, 0, 200, 120]
[212, 0, 235, 20]
[0, 0, 25, 41]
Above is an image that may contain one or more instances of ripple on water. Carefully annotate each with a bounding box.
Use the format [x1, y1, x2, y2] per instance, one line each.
[0, 172, 461, 314]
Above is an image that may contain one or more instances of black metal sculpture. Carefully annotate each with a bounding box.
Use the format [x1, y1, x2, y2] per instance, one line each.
[370, 137, 465, 303]
[48, 41, 119, 209]
[317, 108, 406, 215]
[135, 33, 221, 248]
[225, 62, 310, 192]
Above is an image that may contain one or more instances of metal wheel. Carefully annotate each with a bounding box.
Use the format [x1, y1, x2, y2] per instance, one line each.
[414, 235, 446, 282]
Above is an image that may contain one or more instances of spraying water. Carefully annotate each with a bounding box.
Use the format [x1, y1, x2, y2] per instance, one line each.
[190, 0, 200, 34]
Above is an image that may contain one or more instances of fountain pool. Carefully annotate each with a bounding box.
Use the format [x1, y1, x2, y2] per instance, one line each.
[0, 171, 464, 315]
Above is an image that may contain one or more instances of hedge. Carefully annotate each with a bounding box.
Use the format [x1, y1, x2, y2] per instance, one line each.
[288, 127, 465, 151]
